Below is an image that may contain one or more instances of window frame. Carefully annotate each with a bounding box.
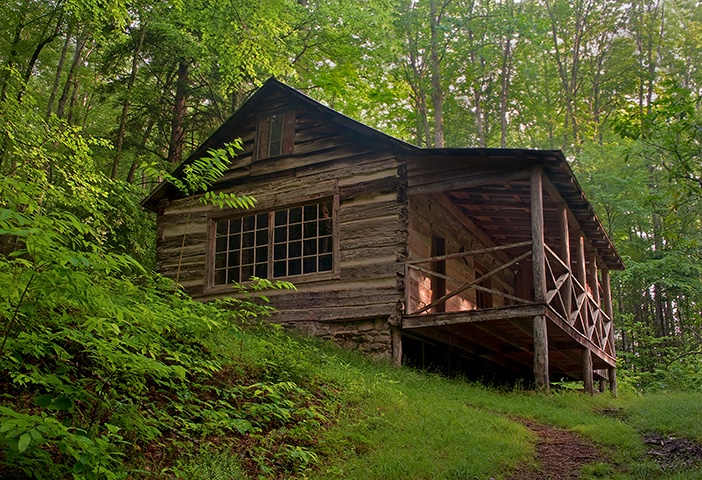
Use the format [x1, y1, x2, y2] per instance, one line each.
[254, 109, 296, 160]
[205, 196, 339, 292]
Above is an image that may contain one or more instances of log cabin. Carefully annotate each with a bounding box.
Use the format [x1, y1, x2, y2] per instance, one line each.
[143, 78, 624, 393]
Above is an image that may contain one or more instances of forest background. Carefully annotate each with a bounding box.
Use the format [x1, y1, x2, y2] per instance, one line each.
[2, 0, 702, 392]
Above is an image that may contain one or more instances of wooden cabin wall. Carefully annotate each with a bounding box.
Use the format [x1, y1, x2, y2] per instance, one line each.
[155, 91, 405, 359]
[407, 195, 516, 313]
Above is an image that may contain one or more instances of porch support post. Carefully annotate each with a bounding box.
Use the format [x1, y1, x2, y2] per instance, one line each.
[583, 349, 594, 394]
[576, 233, 589, 330]
[576, 234, 587, 290]
[391, 326, 403, 367]
[601, 267, 618, 396]
[589, 261, 600, 304]
[558, 203, 572, 319]
[531, 165, 549, 392]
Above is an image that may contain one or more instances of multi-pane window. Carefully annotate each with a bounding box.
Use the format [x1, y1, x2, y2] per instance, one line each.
[213, 213, 269, 285]
[212, 200, 334, 286]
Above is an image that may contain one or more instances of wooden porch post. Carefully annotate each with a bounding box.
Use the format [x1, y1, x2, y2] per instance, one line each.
[583, 349, 594, 394]
[391, 326, 403, 367]
[576, 233, 587, 290]
[558, 203, 572, 319]
[601, 267, 618, 396]
[576, 234, 594, 392]
[531, 165, 549, 392]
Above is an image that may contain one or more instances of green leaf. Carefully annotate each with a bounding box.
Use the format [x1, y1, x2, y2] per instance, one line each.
[17, 432, 31, 453]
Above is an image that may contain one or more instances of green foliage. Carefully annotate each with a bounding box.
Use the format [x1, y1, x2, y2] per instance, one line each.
[142, 140, 256, 210]
[0, 125, 314, 478]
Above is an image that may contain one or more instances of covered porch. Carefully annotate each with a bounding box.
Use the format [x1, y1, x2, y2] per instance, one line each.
[402, 152, 623, 393]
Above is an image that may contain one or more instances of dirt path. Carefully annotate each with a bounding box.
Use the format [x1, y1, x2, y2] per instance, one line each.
[508, 420, 604, 479]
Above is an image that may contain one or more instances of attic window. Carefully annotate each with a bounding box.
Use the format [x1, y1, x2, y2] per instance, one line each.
[256, 110, 295, 159]
[210, 198, 336, 286]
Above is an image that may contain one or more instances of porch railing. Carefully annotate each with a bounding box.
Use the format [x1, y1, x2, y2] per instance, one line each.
[404, 240, 613, 357]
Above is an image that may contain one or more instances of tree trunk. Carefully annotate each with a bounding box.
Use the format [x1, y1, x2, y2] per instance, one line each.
[429, 0, 445, 148]
[167, 61, 190, 164]
[56, 32, 88, 119]
[499, 18, 514, 148]
[126, 121, 154, 183]
[112, 24, 147, 179]
[47, 25, 73, 118]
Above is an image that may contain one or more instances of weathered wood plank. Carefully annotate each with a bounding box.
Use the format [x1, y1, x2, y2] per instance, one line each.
[402, 304, 547, 329]
[270, 304, 396, 322]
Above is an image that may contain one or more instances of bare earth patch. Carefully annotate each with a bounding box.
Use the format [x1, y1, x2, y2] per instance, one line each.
[508, 419, 604, 480]
[644, 433, 702, 471]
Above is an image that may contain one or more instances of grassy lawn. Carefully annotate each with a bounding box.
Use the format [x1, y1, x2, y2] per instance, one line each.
[174, 326, 702, 479]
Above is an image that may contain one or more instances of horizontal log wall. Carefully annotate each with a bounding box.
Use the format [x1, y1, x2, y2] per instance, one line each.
[155, 92, 405, 359]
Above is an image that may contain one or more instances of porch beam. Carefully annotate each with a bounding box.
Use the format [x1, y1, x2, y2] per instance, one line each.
[408, 167, 530, 196]
[402, 304, 546, 329]
[531, 165, 550, 392]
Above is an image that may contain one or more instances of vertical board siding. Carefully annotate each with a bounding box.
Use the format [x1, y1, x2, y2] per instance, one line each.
[407, 195, 517, 314]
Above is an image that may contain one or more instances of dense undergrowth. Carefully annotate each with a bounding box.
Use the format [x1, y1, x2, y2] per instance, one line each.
[2, 120, 702, 480]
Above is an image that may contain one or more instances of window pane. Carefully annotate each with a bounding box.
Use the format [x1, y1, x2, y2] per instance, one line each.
[319, 219, 332, 235]
[255, 263, 267, 279]
[243, 215, 255, 231]
[274, 244, 286, 260]
[256, 229, 267, 246]
[319, 254, 333, 272]
[303, 221, 317, 238]
[216, 236, 227, 252]
[274, 226, 287, 243]
[289, 207, 302, 223]
[243, 232, 255, 248]
[216, 220, 228, 236]
[215, 253, 226, 268]
[274, 260, 286, 277]
[257, 213, 268, 228]
[256, 246, 268, 263]
[214, 269, 226, 285]
[319, 237, 332, 254]
[303, 257, 316, 274]
[303, 204, 317, 220]
[228, 267, 240, 283]
[269, 140, 282, 157]
[288, 258, 301, 276]
[275, 209, 287, 225]
[229, 218, 241, 234]
[230, 234, 241, 250]
[241, 264, 253, 281]
[304, 239, 316, 255]
[289, 223, 302, 240]
[228, 253, 239, 267]
[241, 248, 254, 265]
[289, 241, 302, 258]
[268, 113, 283, 157]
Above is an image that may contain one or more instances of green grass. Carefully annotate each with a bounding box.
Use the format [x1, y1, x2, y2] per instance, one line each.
[176, 325, 702, 479]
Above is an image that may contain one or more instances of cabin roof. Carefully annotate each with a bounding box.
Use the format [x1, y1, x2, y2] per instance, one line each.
[143, 78, 624, 270]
